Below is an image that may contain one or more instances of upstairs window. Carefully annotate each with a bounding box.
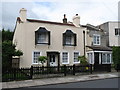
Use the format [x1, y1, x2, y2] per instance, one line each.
[63, 30, 77, 46]
[115, 28, 120, 36]
[38, 33, 47, 43]
[93, 34, 100, 45]
[35, 27, 50, 45]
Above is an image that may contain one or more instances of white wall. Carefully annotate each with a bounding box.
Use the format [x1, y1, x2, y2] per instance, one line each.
[13, 20, 85, 68]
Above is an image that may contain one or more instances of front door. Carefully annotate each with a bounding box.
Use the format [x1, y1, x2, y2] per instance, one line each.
[49, 54, 57, 66]
[94, 52, 100, 71]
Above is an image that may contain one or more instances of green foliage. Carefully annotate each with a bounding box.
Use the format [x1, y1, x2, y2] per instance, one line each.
[78, 55, 89, 65]
[38, 56, 47, 66]
[14, 50, 23, 56]
[2, 29, 13, 41]
[112, 46, 120, 69]
[2, 29, 23, 68]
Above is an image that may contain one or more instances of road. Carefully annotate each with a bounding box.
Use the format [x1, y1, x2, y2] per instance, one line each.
[10, 77, 119, 89]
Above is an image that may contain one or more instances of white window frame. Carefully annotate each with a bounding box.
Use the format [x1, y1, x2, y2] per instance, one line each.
[102, 53, 111, 64]
[93, 34, 101, 45]
[73, 52, 80, 64]
[32, 51, 41, 64]
[87, 52, 94, 64]
[115, 28, 120, 36]
[62, 52, 69, 64]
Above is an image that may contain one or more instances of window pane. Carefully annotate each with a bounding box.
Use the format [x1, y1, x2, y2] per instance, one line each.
[74, 52, 79, 63]
[66, 36, 72, 44]
[115, 29, 118, 35]
[38, 34, 46, 43]
[119, 29, 120, 35]
[107, 54, 110, 63]
[102, 54, 106, 63]
[62, 52, 68, 63]
[33, 51, 40, 63]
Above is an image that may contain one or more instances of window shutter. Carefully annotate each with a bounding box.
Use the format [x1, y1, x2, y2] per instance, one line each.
[74, 34, 77, 46]
[35, 31, 38, 45]
[63, 34, 66, 46]
[48, 31, 50, 45]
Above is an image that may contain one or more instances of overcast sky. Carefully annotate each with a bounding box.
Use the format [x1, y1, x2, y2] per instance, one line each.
[1, 0, 120, 31]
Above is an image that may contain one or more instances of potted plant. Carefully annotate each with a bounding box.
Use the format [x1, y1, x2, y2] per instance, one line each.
[38, 56, 47, 67]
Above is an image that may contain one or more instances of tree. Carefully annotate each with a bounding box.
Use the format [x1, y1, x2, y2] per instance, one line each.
[2, 29, 23, 69]
[78, 55, 89, 65]
[112, 46, 120, 70]
[38, 56, 47, 66]
[2, 29, 13, 41]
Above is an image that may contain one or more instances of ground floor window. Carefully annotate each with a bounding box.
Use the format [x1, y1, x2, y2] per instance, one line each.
[87, 51, 112, 64]
[102, 53, 111, 64]
[33, 51, 40, 64]
[62, 52, 69, 64]
[74, 52, 80, 63]
[87, 53, 93, 64]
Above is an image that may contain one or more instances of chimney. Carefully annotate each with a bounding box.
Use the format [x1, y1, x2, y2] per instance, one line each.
[63, 14, 67, 23]
[73, 14, 80, 27]
[19, 8, 27, 22]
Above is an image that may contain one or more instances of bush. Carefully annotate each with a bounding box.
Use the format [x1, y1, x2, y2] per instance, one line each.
[78, 56, 89, 65]
[112, 46, 120, 70]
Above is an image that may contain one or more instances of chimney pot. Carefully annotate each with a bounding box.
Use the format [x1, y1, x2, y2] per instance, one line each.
[63, 14, 67, 23]
[76, 14, 78, 16]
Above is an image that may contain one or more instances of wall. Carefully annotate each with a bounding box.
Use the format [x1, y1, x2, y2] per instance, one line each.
[13, 20, 85, 68]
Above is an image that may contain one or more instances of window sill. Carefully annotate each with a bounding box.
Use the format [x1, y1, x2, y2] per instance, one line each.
[36, 43, 49, 45]
[62, 63, 69, 65]
[102, 63, 111, 64]
[32, 63, 42, 64]
[63, 44, 76, 46]
[73, 62, 80, 64]
[93, 44, 100, 45]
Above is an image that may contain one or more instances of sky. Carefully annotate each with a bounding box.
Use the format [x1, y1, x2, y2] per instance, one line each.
[0, 0, 120, 31]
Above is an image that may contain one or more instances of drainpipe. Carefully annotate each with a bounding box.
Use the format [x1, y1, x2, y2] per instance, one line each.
[83, 31, 85, 56]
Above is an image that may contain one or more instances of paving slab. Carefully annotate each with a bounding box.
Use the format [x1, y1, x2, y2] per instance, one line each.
[2, 72, 119, 89]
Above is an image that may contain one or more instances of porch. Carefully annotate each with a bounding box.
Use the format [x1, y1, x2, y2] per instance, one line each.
[87, 46, 112, 71]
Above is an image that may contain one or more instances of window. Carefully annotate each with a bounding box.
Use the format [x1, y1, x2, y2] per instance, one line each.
[107, 54, 110, 63]
[74, 52, 80, 63]
[35, 27, 50, 45]
[93, 34, 100, 45]
[115, 28, 120, 36]
[102, 53, 106, 63]
[38, 34, 46, 43]
[66, 36, 72, 45]
[88, 53, 93, 64]
[33, 51, 40, 64]
[62, 52, 69, 64]
[102, 53, 111, 64]
[63, 30, 77, 46]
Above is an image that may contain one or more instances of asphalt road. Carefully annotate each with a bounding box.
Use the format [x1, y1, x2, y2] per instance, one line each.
[11, 77, 119, 89]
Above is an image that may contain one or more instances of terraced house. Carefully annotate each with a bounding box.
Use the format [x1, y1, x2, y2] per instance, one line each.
[13, 8, 113, 69]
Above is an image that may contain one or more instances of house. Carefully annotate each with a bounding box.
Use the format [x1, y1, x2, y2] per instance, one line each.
[13, 8, 112, 69]
[13, 8, 86, 68]
[82, 24, 112, 71]
[98, 21, 120, 47]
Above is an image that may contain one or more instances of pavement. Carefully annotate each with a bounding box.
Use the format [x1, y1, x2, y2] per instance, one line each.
[2, 71, 120, 89]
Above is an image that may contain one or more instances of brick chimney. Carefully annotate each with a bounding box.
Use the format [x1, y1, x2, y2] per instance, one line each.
[19, 8, 27, 22]
[73, 14, 80, 27]
[63, 14, 67, 23]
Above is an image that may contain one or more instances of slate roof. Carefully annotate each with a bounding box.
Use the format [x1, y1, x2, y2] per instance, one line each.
[17, 17, 75, 26]
[86, 46, 112, 51]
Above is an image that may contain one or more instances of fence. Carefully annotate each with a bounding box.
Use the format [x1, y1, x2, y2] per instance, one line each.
[2, 64, 111, 82]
